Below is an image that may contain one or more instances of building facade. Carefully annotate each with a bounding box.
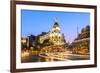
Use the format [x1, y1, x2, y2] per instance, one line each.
[39, 18, 66, 46]
[71, 25, 90, 54]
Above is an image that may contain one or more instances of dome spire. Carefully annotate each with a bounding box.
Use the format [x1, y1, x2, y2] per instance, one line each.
[55, 17, 58, 22]
[53, 17, 59, 27]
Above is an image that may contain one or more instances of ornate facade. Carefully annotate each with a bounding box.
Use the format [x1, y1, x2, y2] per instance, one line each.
[39, 18, 66, 46]
[71, 25, 90, 54]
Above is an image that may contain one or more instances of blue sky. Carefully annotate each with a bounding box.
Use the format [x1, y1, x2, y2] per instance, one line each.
[21, 9, 90, 43]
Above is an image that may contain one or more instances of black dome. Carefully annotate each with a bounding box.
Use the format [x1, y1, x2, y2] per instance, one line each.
[53, 22, 59, 28]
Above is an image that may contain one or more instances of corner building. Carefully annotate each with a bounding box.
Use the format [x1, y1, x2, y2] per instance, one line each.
[39, 18, 66, 46]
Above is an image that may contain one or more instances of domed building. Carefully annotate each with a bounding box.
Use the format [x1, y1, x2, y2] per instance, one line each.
[39, 18, 66, 46]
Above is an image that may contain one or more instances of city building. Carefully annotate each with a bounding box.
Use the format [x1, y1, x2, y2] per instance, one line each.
[71, 25, 90, 54]
[21, 37, 28, 50]
[39, 18, 66, 46]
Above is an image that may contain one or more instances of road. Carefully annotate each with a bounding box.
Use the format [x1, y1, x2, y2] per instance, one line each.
[21, 51, 90, 63]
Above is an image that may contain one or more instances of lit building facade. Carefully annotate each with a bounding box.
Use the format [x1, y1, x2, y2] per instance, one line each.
[71, 25, 90, 54]
[39, 18, 66, 46]
[21, 37, 28, 50]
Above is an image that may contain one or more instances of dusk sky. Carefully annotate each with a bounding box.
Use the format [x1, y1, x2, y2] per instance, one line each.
[21, 9, 90, 43]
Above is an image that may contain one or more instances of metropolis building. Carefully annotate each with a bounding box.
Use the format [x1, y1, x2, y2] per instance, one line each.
[39, 18, 66, 46]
